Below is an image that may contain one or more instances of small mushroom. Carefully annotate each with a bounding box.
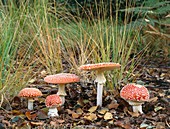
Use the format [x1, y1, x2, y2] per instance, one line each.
[18, 88, 42, 110]
[120, 83, 150, 114]
[79, 62, 121, 106]
[45, 94, 62, 117]
[44, 73, 80, 105]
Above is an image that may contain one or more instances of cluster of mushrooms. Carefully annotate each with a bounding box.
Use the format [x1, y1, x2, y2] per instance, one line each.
[18, 62, 150, 117]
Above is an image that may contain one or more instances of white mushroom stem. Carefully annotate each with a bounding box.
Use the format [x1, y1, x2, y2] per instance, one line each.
[48, 107, 59, 117]
[28, 99, 34, 110]
[59, 95, 65, 105]
[57, 84, 67, 105]
[128, 101, 144, 114]
[95, 71, 106, 107]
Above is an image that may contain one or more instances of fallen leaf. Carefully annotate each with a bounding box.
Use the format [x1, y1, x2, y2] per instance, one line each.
[76, 108, 83, 115]
[12, 110, 23, 116]
[148, 97, 158, 102]
[56, 119, 65, 124]
[30, 121, 44, 126]
[28, 79, 36, 84]
[84, 113, 97, 121]
[114, 120, 131, 129]
[72, 113, 81, 119]
[2, 120, 11, 127]
[154, 106, 164, 112]
[11, 96, 21, 107]
[77, 99, 84, 106]
[124, 107, 140, 117]
[88, 106, 98, 113]
[108, 120, 114, 125]
[0, 116, 4, 121]
[97, 114, 103, 118]
[104, 112, 113, 120]
[83, 99, 90, 104]
[76, 120, 85, 125]
[37, 110, 48, 120]
[40, 70, 47, 77]
[140, 123, 150, 129]
[98, 108, 108, 115]
[140, 122, 155, 129]
[156, 122, 165, 129]
[108, 103, 119, 109]
[50, 121, 58, 127]
[25, 111, 37, 120]
[159, 92, 165, 97]
[66, 109, 75, 114]
[127, 110, 140, 117]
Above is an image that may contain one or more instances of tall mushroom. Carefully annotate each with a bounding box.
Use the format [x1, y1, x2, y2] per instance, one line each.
[45, 94, 62, 117]
[18, 88, 42, 110]
[120, 83, 150, 114]
[44, 73, 80, 105]
[79, 62, 121, 106]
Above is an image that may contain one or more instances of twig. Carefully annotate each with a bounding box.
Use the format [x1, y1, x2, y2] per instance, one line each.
[165, 118, 170, 128]
[0, 94, 4, 107]
[145, 31, 170, 40]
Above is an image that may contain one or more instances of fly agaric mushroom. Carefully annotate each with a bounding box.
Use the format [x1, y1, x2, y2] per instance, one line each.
[45, 94, 62, 117]
[44, 73, 80, 105]
[120, 83, 150, 114]
[79, 62, 121, 106]
[18, 88, 42, 110]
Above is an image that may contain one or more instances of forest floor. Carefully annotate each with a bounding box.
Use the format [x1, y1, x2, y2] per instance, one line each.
[0, 55, 169, 129]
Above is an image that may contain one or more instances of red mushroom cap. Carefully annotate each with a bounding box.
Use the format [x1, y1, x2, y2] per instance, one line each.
[18, 88, 42, 98]
[44, 73, 80, 84]
[120, 83, 149, 102]
[79, 62, 121, 71]
[45, 94, 62, 107]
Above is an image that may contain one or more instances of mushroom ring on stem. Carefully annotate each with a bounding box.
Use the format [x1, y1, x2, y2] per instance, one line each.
[79, 62, 121, 107]
[45, 94, 62, 117]
[120, 83, 150, 114]
[18, 88, 42, 110]
[44, 73, 80, 105]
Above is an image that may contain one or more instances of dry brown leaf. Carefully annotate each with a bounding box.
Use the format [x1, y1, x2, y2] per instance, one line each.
[12, 110, 23, 116]
[77, 99, 84, 106]
[66, 109, 75, 114]
[72, 113, 81, 119]
[108, 120, 114, 125]
[84, 113, 97, 121]
[40, 70, 47, 77]
[50, 121, 58, 127]
[156, 122, 166, 129]
[124, 107, 140, 117]
[97, 114, 103, 118]
[11, 96, 21, 107]
[2, 120, 11, 127]
[88, 106, 98, 113]
[98, 108, 108, 115]
[37, 110, 48, 120]
[114, 120, 131, 129]
[148, 97, 158, 102]
[76, 108, 83, 115]
[56, 119, 65, 124]
[127, 110, 140, 117]
[104, 112, 113, 120]
[28, 79, 36, 84]
[108, 103, 119, 109]
[30, 121, 44, 126]
[25, 111, 37, 120]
